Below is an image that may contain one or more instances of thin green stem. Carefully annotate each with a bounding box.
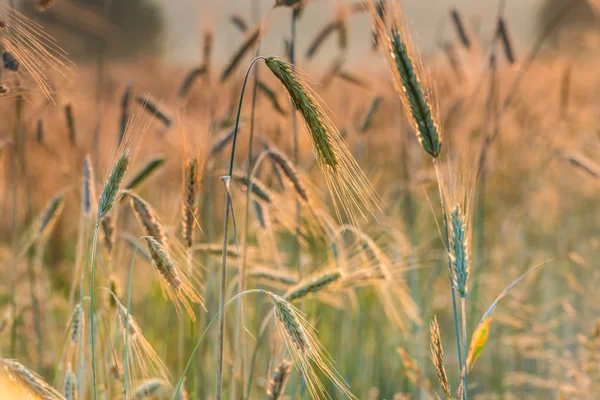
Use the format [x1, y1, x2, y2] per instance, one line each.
[123, 236, 144, 400]
[432, 159, 463, 371]
[175, 289, 267, 400]
[89, 223, 101, 400]
[461, 297, 469, 399]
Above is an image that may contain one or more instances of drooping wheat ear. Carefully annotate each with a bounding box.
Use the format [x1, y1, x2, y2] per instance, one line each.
[230, 14, 248, 32]
[203, 30, 213, 69]
[125, 155, 166, 190]
[0, 4, 72, 100]
[98, 149, 132, 219]
[231, 172, 272, 203]
[269, 294, 311, 353]
[82, 155, 96, 218]
[564, 152, 600, 179]
[268, 149, 309, 202]
[450, 9, 471, 49]
[63, 365, 77, 400]
[305, 21, 339, 59]
[450, 206, 470, 298]
[100, 216, 115, 254]
[252, 199, 269, 229]
[321, 56, 344, 88]
[65, 102, 76, 147]
[370, 4, 442, 158]
[134, 378, 168, 399]
[265, 56, 380, 224]
[258, 80, 288, 115]
[192, 243, 239, 258]
[2, 358, 64, 399]
[38, 191, 66, 236]
[182, 157, 200, 249]
[210, 125, 238, 156]
[36, 119, 44, 143]
[266, 360, 292, 400]
[397, 348, 431, 390]
[144, 236, 204, 318]
[249, 267, 297, 285]
[497, 18, 517, 66]
[220, 25, 260, 82]
[119, 83, 133, 145]
[135, 94, 172, 127]
[360, 95, 383, 133]
[430, 316, 451, 399]
[115, 301, 170, 385]
[37, 0, 55, 12]
[337, 69, 371, 90]
[284, 270, 342, 302]
[178, 66, 207, 100]
[128, 192, 168, 247]
[108, 274, 120, 310]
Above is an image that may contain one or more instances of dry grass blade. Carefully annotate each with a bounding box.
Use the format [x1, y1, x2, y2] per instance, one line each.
[119, 83, 133, 145]
[266, 360, 292, 400]
[230, 14, 248, 32]
[430, 316, 451, 398]
[2, 358, 64, 399]
[64, 102, 76, 147]
[497, 18, 517, 66]
[220, 26, 260, 82]
[306, 21, 340, 59]
[337, 69, 371, 90]
[360, 96, 383, 133]
[267, 149, 309, 202]
[258, 80, 288, 115]
[135, 94, 172, 127]
[450, 9, 471, 49]
[125, 155, 166, 190]
[178, 66, 207, 100]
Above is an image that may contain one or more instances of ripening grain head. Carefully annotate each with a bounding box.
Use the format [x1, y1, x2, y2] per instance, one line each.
[264, 56, 380, 225]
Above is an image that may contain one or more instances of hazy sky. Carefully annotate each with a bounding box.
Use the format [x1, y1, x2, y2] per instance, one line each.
[153, 0, 547, 65]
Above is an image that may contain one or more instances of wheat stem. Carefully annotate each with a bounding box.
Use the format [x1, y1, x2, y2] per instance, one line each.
[173, 289, 267, 400]
[89, 223, 100, 400]
[433, 159, 463, 373]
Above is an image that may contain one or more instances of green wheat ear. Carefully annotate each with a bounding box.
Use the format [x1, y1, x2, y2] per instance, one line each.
[370, 3, 442, 158]
[264, 56, 380, 225]
[265, 56, 338, 169]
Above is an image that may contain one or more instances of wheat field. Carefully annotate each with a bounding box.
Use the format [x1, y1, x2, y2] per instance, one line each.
[0, 0, 599, 399]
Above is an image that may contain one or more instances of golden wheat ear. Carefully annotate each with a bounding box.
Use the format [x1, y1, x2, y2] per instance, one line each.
[0, 3, 73, 100]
